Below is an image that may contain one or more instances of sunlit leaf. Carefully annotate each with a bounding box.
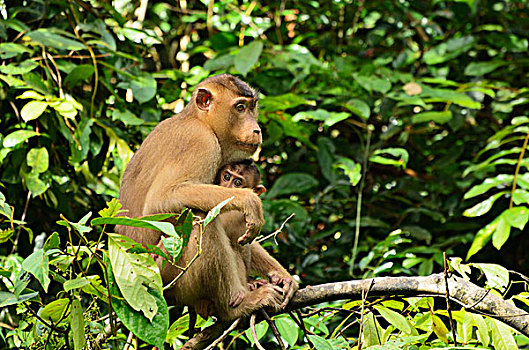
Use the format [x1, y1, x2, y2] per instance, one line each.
[235, 41, 263, 76]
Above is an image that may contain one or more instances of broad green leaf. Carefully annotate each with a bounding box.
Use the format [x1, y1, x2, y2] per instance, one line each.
[260, 93, 313, 112]
[464, 61, 505, 76]
[63, 64, 95, 87]
[464, 174, 513, 199]
[423, 36, 475, 65]
[411, 111, 452, 124]
[23, 103, 51, 125]
[471, 313, 490, 347]
[70, 298, 85, 350]
[369, 148, 409, 168]
[513, 189, 529, 205]
[64, 277, 92, 292]
[275, 316, 298, 347]
[98, 198, 128, 218]
[363, 312, 382, 346]
[490, 318, 517, 350]
[3, 130, 39, 148]
[235, 41, 263, 76]
[293, 109, 350, 128]
[335, 157, 361, 186]
[466, 216, 500, 260]
[161, 235, 184, 261]
[374, 305, 412, 334]
[27, 29, 85, 50]
[91, 216, 177, 237]
[51, 100, 79, 119]
[0, 43, 32, 59]
[0, 60, 38, 75]
[475, 263, 509, 290]
[108, 233, 162, 321]
[204, 197, 233, 226]
[0, 291, 39, 307]
[421, 86, 481, 109]
[27, 172, 48, 197]
[344, 99, 370, 120]
[503, 206, 529, 230]
[353, 74, 392, 93]
[41, 298, 69, 323]
[107, 254, 168, 349]
[112, 109, 144, 126]
[463, 192, 506, 217]
[21, 250, 50, 292]
[266, 173, 318, 199]
[431, 314, 449, 343]
[27, 147, 49, 173]
[117, 72, 157, 104]
[307, 334, 334, 350]
[492, 216, 510, 250]
[245, 321, 268, 346]
[43, 232, 60, 251]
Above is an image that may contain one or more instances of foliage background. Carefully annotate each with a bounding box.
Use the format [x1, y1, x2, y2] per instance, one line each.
[1, 0, 529, 348]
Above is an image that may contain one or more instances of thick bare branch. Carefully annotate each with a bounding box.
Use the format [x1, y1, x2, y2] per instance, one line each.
[183, 273, 529, 349]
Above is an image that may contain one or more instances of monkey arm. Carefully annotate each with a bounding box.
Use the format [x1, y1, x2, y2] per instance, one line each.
[144, 181, 264, 242]
[248, 243, 299, 308]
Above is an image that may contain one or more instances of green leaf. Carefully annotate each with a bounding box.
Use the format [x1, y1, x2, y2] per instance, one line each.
[431, 314, 449, 343]
[369, 148, 409, 168]
[161, 235, 185, 261]
[490, 318, 517, 350]
[503, 206, 529, 230]
[235, 41, 263, 76]
[463, 174, 513, 199]
[293, 109, 350, 128]
[464, 61, 505, 76]
[21, 250, 50, 292]
[63, 64, 95, 87]
[512, 189, 529, 205]
[466, 216, 500, 260]
[0, 43, 32, 59]
[363, 312, 382, 346]
[98, 198, 127, 218]
[0, 291, 39, 307]
[411, 111, 452, 124]
[463, 192, 506, 217]
[106, 254, 168, 349]
[260, 93, 313, 112]
[374, 305, 412, 334]
[204, 197, 234, 226]
[492, 216, 510, 250]
[91, 216, 177, 237]
[20, 101, 48, 122]
[41, 298, 70, 323]
[275, 316, 298, 347]
[27, 147, 49, 173]
[335, 157, 362, 186]
[27, 29, 85, 50]
[3, 130, 39, 148]
[44, 232, 60, 251]
[64, 277, 92, 292]
[112, 109, 144, 126]
[245, 321, 268, 346]
[353, 74, 391, 93]
[0, 60, 39, 75]
[471, 313, 490, 347]
[307, 334, 334, 350]
[108, 233, 162, 321]
[26, 171, 48, 197]
[475, 263, 509, 290]
[266, 173, 318, 199]
[344, 99, 370, 120]
[70, 298, 85, 350]
[423, 36, 475, 65]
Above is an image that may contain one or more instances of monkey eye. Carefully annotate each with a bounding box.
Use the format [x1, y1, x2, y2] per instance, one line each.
[223, 173, 231, 181]
[234, 179, 243, 187]
[235, 103, 246, 112]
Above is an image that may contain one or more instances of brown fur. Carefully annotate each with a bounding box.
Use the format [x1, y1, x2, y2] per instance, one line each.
[118, 75, 296, 321]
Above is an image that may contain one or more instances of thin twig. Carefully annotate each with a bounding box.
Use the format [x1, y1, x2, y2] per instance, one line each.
[443, 252, 457, 346]
[261, 310, 286, 350]
[249, 313, 266, 350]
[204, 318, 240, 350]
[510, 130, 529, 208]
[10, 191, 31, 254]
[256, 213, 295, 244]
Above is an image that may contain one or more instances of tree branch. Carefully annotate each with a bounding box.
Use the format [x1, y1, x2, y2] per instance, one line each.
[182, 273, 529, 349]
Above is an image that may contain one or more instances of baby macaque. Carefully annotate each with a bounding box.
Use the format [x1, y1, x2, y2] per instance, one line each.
[160, 160, 298, 319]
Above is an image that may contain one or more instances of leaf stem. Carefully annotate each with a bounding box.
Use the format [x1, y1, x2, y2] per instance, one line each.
[510, 130, 529, 209]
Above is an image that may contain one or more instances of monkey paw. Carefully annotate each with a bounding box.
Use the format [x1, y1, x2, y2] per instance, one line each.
[247, 278, 269, 291]
[269, 272, 299, 309]
[229, 290, 245, 308]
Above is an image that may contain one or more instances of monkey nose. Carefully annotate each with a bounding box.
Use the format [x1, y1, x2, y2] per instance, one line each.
[253, 129, 261, 135]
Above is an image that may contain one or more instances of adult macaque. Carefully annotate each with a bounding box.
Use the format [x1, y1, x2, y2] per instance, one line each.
[118, 75, 296, 320]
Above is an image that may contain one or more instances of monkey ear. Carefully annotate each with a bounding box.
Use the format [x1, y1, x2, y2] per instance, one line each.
[196, 88, 213, 111]
[254, 185, 267, 196]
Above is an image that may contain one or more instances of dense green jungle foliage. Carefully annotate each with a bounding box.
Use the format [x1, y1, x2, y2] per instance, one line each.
[1, 0, 529, 348]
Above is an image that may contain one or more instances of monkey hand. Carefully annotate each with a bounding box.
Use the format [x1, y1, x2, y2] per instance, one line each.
[238, 193, 264, 245]
[247, 278, 269, 291]
[269, 272, 299, 309]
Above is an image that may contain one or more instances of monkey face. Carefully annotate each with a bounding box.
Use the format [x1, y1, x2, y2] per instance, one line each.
[231, 97, 261, 153]
[220, 167, 247, 188]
